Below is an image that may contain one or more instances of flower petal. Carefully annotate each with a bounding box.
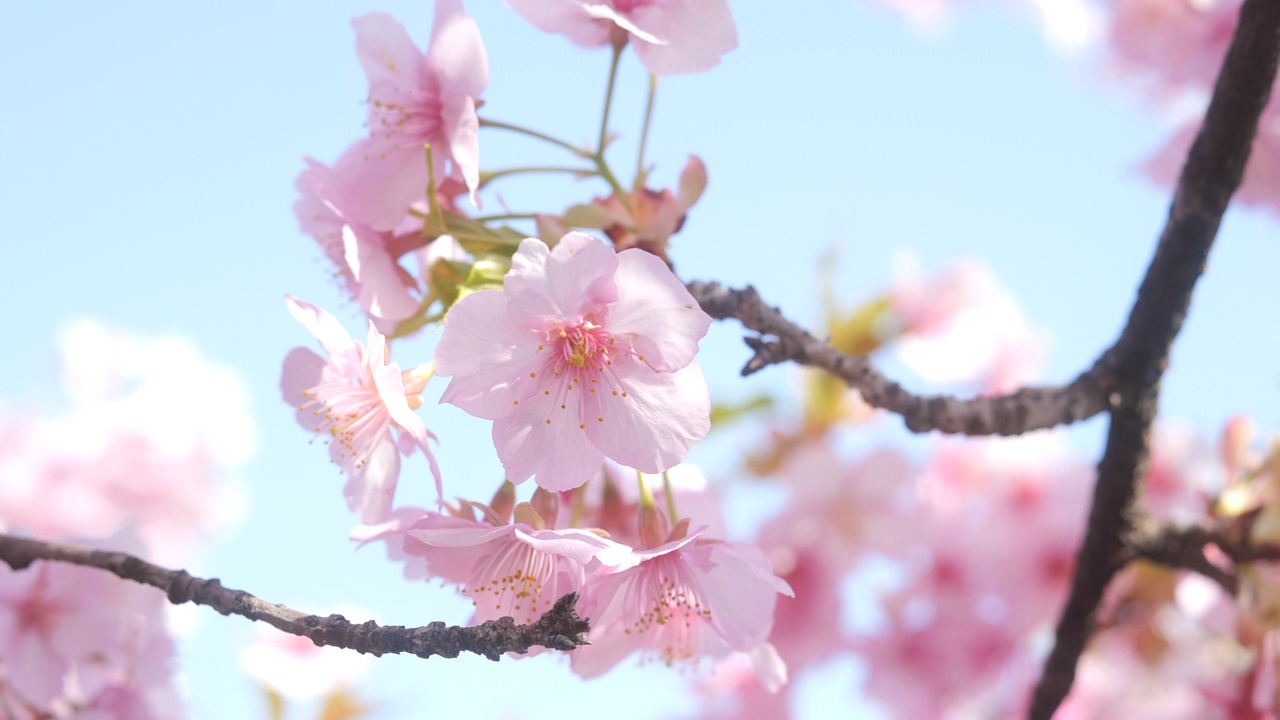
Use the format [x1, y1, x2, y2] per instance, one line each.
[435, 290, 542, 419]
[504, 235, 619, 326]
[587, 361, 709, 473]
[285, 296, 361, 371]
[608, 248, 711, 371]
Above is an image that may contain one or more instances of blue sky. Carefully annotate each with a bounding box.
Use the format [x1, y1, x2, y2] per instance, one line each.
[2, 2, 1278, 718]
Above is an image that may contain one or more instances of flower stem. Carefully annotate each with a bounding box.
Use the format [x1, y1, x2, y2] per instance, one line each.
[470, 212, 539, 223]
[661, 471, 679, 525]
[479, 165, 594, 189]
[479, 117, 586, 157]
[598, 42, 623, 157]
[635, 73, 658, 187]
[636, 469, 656, 509]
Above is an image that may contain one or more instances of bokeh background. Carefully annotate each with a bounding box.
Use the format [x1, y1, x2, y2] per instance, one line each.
[2, 2, 1278, 718]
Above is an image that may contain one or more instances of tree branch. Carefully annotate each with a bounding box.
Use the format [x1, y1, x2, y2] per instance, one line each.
[686, 280, 1115, 435]
[1028, 2, 1280, 717]
[0, 533, 590, 662]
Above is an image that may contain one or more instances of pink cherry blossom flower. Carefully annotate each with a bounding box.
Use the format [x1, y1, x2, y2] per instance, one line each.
[0, 558, 176, 714]
[506, 0, 737, 75]
[280, 296, 441, 523]
[392, 510, 631, 625]
[433, 232, 712, 491]
[295, 156, 425, 335]
[336, 5, 488, 231]
[572, 526, 793, 677]
[591, 155, 707, 261]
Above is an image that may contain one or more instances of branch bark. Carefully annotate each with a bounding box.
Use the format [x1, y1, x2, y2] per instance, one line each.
[0, 533, 590, 662]
[686, 280, 1115, 435]
[1028, 1, 1280, 717]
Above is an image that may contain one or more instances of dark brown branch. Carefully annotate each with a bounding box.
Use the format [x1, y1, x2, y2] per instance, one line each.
[1028, 2, 1280, 717]
[686, 280, 1115, 435]
[0, 533, 590, 661]
[1126, 521, 1240, 595]
[1127, 517, 1280, 596]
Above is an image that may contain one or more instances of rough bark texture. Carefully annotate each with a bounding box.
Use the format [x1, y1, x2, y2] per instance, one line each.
[0, 533, 590, 661]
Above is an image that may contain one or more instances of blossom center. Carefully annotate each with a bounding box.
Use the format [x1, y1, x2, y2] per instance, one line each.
[369, 85, 444, 149]
[524, 317, 634, 431]
[466, 539, 564, 624]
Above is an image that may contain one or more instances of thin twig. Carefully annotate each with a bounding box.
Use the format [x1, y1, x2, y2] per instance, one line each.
[686, 280, 1115, 435]
[0, 533, 590, 661]
[1028, 2, 1280, 717]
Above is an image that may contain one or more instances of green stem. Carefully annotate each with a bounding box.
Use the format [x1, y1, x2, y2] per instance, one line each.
[470, 213, 539, 223]
[636, 469, 656, 509]
[479, 117, 586, 157]
[479, 165, 594, 188]
[661, 471, 678, 525]
[635, 73, 658, 187]
[598, 43, 624, 156]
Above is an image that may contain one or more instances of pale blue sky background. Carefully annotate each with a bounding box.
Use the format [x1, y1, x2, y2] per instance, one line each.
[2, 2, 1279, 719]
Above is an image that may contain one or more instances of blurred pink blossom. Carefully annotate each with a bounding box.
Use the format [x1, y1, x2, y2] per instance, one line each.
[505, 0, 737, 75]
[294, 157, 424, 335]
[0, 559, 178, 717]
[281, 296, 441, 523]
[336, 5, 488, 230]
[433, 233, 711, 491]
[240, 622, 370, 701]
[889, 258, 1048, 393]
[0, 320, 249, 565]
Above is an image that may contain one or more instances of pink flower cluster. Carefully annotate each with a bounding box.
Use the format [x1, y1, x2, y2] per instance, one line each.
[0, 321, 252, 718]
[357, 466, 792, 684]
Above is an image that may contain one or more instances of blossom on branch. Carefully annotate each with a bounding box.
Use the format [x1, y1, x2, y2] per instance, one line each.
[336, 4, 488, 231]
[280, 296, 441, 523]
[433, 232, 711, 491]
[505, 0, 737, 75]
[572, 520, 793, 681]
[294, 157, 424, 335]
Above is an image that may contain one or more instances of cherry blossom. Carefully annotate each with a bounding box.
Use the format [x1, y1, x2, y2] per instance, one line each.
[0, 321, 248, 565]
[505, 0, 737, 75]
[394, 509, 632, 625]
[591, 155, 707, 262]
[572, 523, 793, 677]
[433, 232, 712, 491]
[336, 5, 488, 231]
[294, 157, 424, 335]
[280, 296, 440, 523]
[0, 558, 177, 716]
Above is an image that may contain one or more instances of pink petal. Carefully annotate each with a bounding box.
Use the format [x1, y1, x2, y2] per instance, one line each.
[492, 396, 606, 489]
[698, 542, 790, 649]
[504, 235, 619, 327]
[677, 154, 707, 211]
[280, 347, 327, 429]
[333, 136, 430, 232]
[343, 226, 419, 333]
[352, 13, 428, 105]
[429, 0, 489, 200]
[586, 360, 709, 473]
[441, 95, 482, 203]
[435, 290, 543, 419]
[628, 0, 738, 75]
[517, 526, 633, 568]
[505, 0, 611, 47]
[609, 248, 711, 372]
[285, 296, 360, 369]
[343, 434, 401, 524]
